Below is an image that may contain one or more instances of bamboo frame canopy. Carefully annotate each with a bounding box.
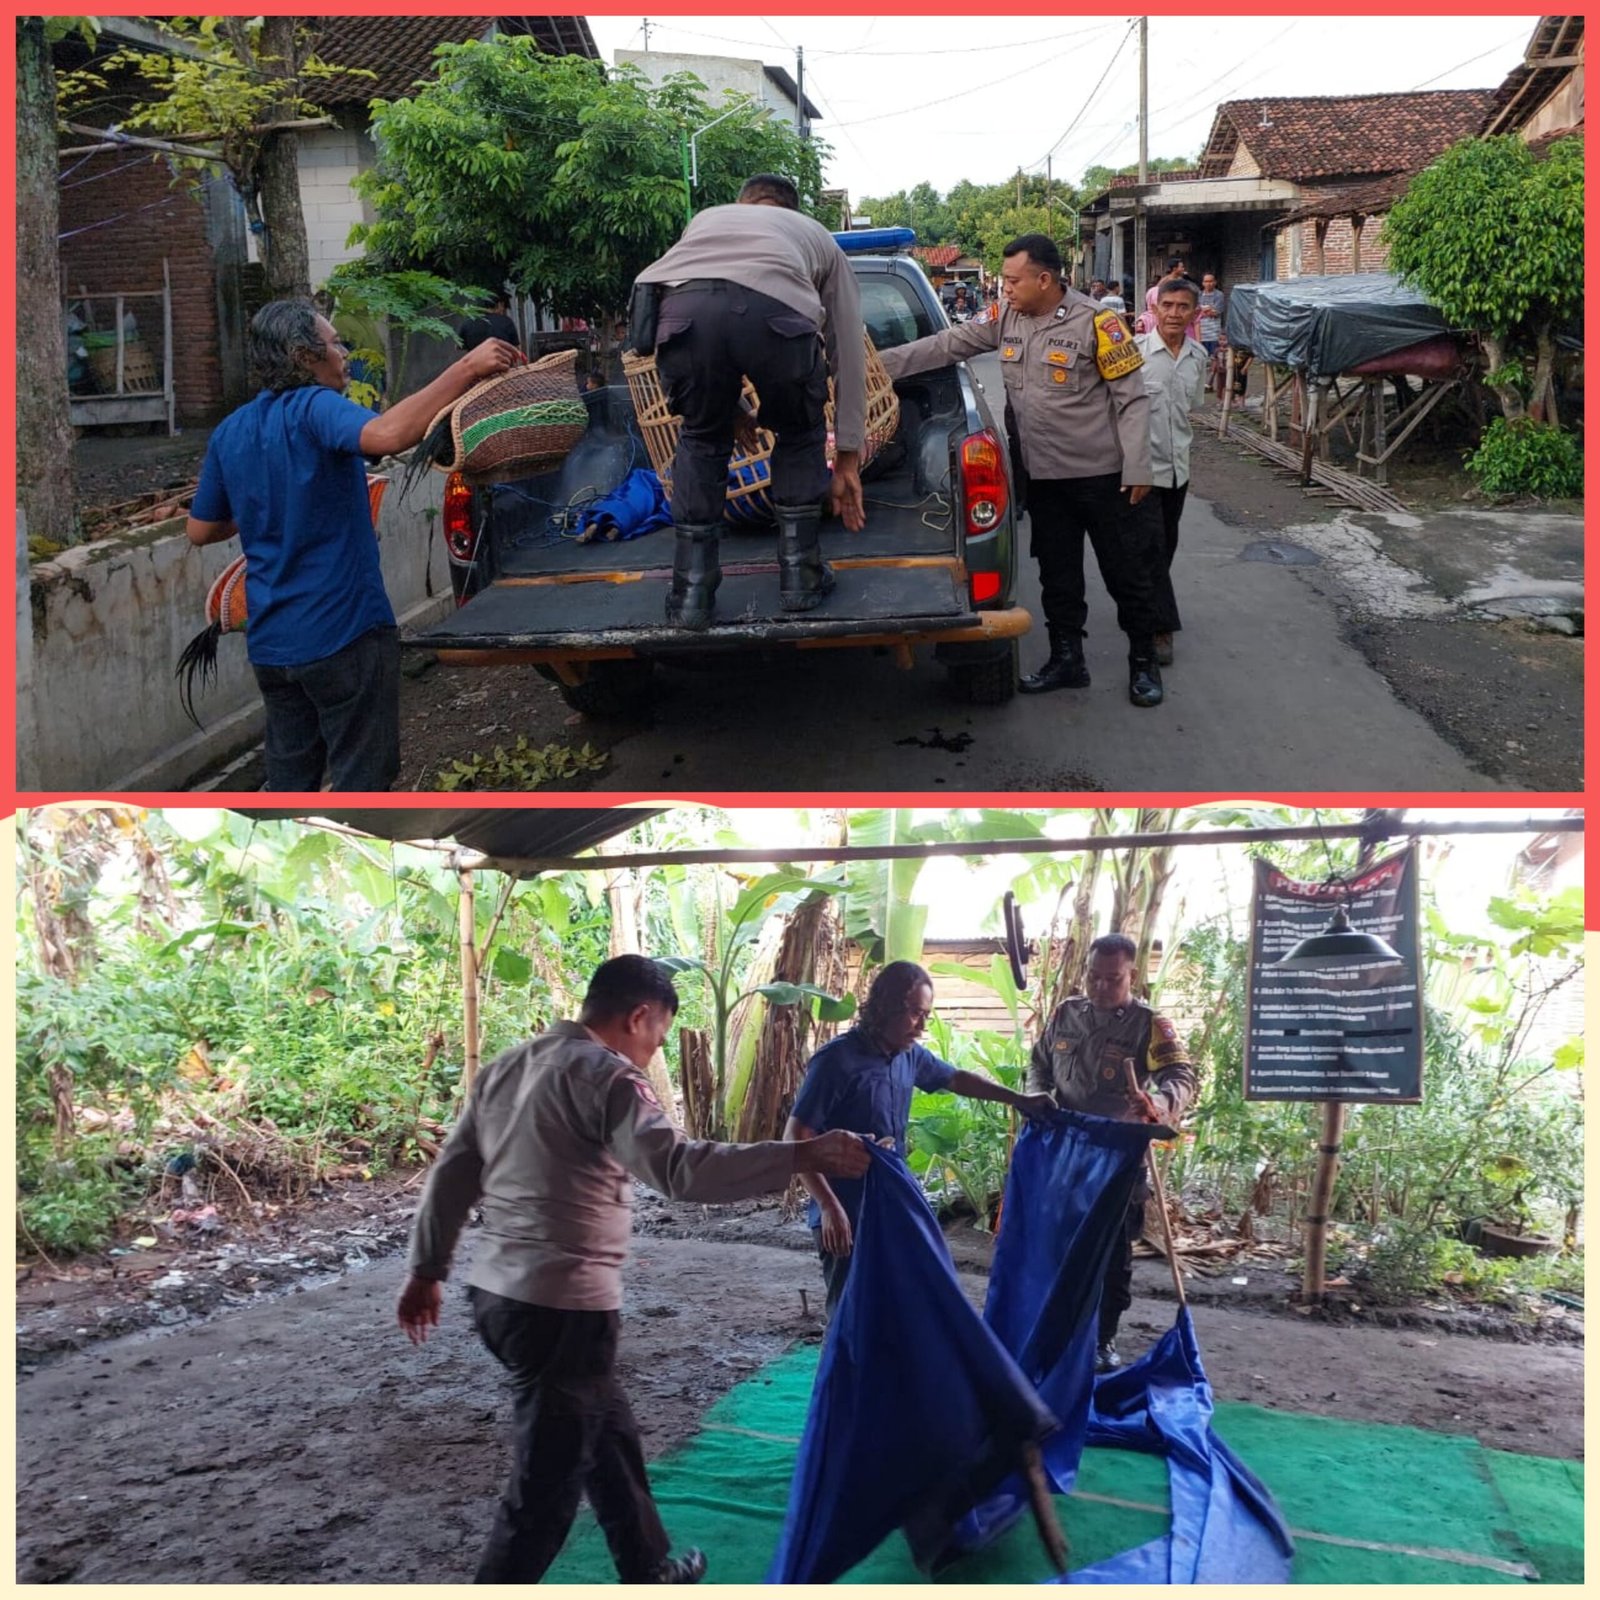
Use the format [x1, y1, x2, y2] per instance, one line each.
[234, 809, 1580, 877]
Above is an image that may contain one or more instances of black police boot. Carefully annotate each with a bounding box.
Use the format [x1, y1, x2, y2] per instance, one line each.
[775, 503, 835, 612]
[1128, 646, 1164, 708]
[1019, 629, 1091, 694]
[664, 522, 722, 631]
[652, 1548, 707, 1584]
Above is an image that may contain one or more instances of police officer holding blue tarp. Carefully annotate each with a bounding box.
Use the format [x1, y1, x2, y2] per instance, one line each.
[879, 233, 1166, 707]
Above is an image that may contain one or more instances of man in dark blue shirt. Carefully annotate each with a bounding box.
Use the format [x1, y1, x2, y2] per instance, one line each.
[785, 960, 1058, 1315]
[186, 299, 518, 791]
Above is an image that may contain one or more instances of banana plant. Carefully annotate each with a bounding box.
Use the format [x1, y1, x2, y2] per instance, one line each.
[655, 868, 855, 1139]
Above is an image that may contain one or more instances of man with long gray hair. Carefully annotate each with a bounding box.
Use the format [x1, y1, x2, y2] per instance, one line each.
[185, 298, 518, 790]
[785, 959, 1059, 1316]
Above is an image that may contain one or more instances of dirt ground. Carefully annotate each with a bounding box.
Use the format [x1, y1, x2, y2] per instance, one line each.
[14, 1183, 1583, 1584]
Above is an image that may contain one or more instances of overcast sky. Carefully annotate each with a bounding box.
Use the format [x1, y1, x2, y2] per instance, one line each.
[585, 13, 1536, 201]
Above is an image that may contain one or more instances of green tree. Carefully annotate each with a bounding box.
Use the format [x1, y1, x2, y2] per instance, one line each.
[57, 18, 359, 298]
[350, 39, 826, 333]
[1078, 155, 1194, 195]
[17, 18, 87, 544]
[1383, 134, 1582, 423]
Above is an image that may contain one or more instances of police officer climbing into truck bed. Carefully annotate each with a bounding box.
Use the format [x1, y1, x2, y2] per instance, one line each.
[878, 233, 1165, 707]
[630, 174, 868, 631]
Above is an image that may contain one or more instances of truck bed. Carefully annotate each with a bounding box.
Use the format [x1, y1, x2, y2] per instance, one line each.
[410, 370, 984, 653]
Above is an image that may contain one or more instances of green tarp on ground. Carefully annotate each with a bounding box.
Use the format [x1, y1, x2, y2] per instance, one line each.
[544, 1345, 1581, 1584]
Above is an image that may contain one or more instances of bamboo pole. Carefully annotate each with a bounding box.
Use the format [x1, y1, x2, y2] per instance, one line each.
[1301, 1103, 1347, 1302]
[458, 866, 481, 1093]
[487, 815, 1579, 875]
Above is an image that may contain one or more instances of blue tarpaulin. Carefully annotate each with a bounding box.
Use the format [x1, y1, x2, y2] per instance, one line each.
[573, 467, 672, 542]
[770, 1117, 1295, 1584]
[765, 1145, 1059, 1584]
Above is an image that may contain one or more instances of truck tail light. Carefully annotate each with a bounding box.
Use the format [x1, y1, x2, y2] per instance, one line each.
[961, 430, 1007, 536]
[960, 429, 1008, 605]
[443, 471, 477, 576]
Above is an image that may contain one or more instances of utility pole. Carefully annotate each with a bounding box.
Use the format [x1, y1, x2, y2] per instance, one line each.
[642, 16, 651, 52]
[1017, 167, 1023, 208]
[796, 45, 806, 135]
[1134, 16, 1149, 300]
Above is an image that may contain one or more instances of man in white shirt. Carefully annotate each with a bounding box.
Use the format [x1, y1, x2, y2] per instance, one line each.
[1134, 278, 1209, 666]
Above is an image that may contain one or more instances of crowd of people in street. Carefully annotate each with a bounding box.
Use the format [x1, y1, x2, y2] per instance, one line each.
[396, 943, 1193, 1584]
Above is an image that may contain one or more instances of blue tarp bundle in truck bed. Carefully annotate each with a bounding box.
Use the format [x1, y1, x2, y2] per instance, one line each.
[769, 1117, 1295, 1583]
[1224, 273, 1449, 376]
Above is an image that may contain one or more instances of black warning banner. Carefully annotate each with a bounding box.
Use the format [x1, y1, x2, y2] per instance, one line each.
[1244, 847, 1422, 1103]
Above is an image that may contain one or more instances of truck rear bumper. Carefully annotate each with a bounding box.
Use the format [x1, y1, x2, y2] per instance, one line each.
[419, 605, 1032, 669]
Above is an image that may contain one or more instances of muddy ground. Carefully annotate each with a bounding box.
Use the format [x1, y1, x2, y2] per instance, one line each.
[15, 1183, 1583, 1584]
[1187, 425, 1583, 792]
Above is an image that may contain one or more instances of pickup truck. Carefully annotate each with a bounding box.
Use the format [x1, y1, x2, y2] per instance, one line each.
[406, 234, 1029, 716]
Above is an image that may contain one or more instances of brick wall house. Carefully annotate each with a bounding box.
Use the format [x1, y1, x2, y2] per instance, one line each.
[1267, 18, 1583, 281]
[1081, 88, 1494, 295]
[53, 17, 599, 423]
[56, 137, 250, 424]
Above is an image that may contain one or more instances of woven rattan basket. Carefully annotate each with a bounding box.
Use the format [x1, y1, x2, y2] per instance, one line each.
[426, 348, 588, 485]
[623, 333, 899, 525]
[204, 475, 391, 634]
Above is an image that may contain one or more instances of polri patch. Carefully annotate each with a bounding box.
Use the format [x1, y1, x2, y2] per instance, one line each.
[1094, 309, 1144, 380]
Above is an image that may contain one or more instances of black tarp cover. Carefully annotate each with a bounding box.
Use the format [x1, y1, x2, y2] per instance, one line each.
[1224, 274, 1449, 375]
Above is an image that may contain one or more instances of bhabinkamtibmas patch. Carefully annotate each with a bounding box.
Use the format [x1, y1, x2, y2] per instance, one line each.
[1094, 309, 1143, 380]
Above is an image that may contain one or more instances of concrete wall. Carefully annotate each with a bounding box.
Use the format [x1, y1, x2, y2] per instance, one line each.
[19, 469, 453, 793]
[302, 115, 376, 288]
[614, 49, 797, 118]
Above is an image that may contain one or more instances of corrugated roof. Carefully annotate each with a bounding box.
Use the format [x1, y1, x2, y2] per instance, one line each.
[913, 245, 961, 269]
[314, 16, 599, 106]
[1198, 89, 1496, 183]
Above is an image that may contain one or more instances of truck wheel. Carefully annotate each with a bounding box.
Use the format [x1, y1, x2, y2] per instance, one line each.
[555, 660, 656, 718]
[949, 641, 1018, 706]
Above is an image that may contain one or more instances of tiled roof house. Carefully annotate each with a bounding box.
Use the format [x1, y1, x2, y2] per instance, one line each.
[1079, 86, 1495, 291]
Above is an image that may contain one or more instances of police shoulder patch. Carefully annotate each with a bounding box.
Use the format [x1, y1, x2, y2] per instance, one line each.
[1094, 309, 1144, 380]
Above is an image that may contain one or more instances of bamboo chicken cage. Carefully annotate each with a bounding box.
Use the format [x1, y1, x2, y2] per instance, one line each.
[623, 333, 900, 525]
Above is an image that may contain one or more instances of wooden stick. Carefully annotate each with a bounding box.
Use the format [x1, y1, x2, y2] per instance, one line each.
[1145, 1143, 1187, 1310]
[1021, 1439, 1071, 1575]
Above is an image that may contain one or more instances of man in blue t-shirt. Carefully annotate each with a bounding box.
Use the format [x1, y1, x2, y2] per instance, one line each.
[785, 960, 1059, 1316]
[185, 299, 519, 791]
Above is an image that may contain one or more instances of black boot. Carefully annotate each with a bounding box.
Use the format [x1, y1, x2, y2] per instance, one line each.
[1128, 647, 1164, 707]
[1019, 629, 1090, 694]
[664, 522, 721, 630]
[775, 503, 835, 612]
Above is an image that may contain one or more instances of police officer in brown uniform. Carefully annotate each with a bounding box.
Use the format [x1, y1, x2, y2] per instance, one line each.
[1027, 932, 1198, 1370]
[878, 233, 1165, 707]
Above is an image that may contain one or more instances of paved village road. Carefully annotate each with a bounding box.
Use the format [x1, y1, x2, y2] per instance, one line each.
[200, 352, 1578, 795]
[580, 351, 1499, 794]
